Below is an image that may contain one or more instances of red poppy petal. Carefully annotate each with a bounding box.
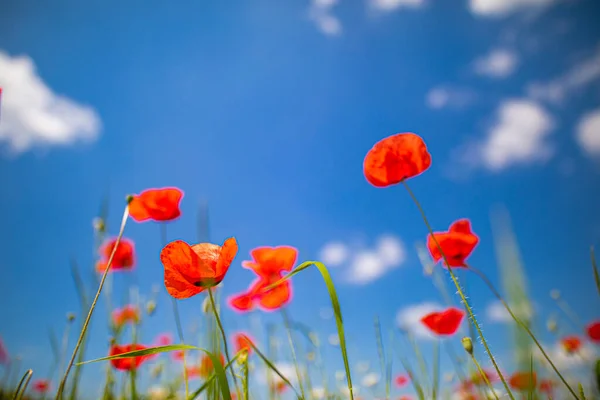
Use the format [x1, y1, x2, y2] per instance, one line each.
[229, 293, 255, 312]
[128, 196, 152, 222]
[216, 237, 238, 278]
[258, 280, 292, 310]
[269, 246, 298, 273]
[160, 241, 204, 299]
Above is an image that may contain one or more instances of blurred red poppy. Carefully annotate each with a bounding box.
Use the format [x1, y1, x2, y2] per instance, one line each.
[109, 344, 151, 371]
[0, 337, 8, 364]
[96, 238, 136, 272]
[427, 219, 479, 268]
[172, 350, 185, 361]
[395, 374, 409, 387]
[421, 307, 465, 336]
[33, 379, 50, 393]
[160, 237, 238, 299]
[233, 332, 255, 355]
[199, 353, 225, 378]
[129, 187, 183, 222]
[561, 335, 582, 354]
[586, 320, 600, 343]
[539, 379, 555, 395]
[229, 246, 297, 312]
[509, 372, 537, 391]
[154, 333, 173, 347]
[112, 305, 140, 328]
[363, 133, 431, 187]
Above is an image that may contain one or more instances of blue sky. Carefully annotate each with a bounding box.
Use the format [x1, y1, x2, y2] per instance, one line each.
[1, 0, 599, 397]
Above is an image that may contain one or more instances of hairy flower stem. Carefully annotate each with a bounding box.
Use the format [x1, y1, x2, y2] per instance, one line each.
[470, 352, 499, 400]
[160, 224, 189, 399]
[208, 288, 242, 398]
[56, 205, 130, 400]
[402, 181, 516, 400]
[467, 265, 580, 399]
[281, 308, 307, 400]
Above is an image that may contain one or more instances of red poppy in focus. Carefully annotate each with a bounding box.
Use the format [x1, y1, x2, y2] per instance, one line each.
[33, 379, 50, 393]
[509, 372, 537, 391]
[229, 246, 297, 312]
[427, 219, 479, 268]
[363, 133, 431, 187]
[0, 337, 8, 364]
[233, 332, 255, 355]
[395, 374, 409, 387]
[96, 238, 136, 272]
[112, 305, 140, 328]
[539, 379, 555, 395]
[421, 307, 465, 336]
[160, 238, 238, 299]
[129, 187, 184, 222]
[109, 343, 151, 371]
[561, 336, 582, 354]
[198, 354, 225, 378]
[586, 320, 600, 343]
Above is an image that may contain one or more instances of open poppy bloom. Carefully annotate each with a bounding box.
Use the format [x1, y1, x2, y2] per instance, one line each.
[363, 132, 431, 188]
[561, 335, 582, 354]
[586, 320, 600, 343]
[96, 238, 136, 272]
[160, 237, 238, 299]
[112, 305, 140, 328]
[427, 219, 479, 268]
[109, 343, 151, 371]
[395, 374, 409, 387]
[233, 332, 255, 355]
[33, 379, 50, 393]
[129, 187, 184, 222]
[228, 246, 297, 312]
[198, 353, 225, 378]
[509, 371, 537, 391]
[421, 307, 465, 336]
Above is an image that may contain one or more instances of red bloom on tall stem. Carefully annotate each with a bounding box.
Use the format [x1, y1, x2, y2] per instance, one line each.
[160, 237, 238, 299]
[33, 379, 50, 393]
[96, 238, 136, 272]
[427, 219, 479, 268]
[228, 246, 297, 312]
[509, 372, 537, 391]
[421, 307, 465, 336]
[586, 320, 600, 343]
[128, 187, 184, 222]
[112, 305, 140, 328]
[561, 336, 582, 354]
[233, 332, 255, 355]
[363, 133, 432, 187]
[109, 343, 151, 371]
[395, 374, 409, 387]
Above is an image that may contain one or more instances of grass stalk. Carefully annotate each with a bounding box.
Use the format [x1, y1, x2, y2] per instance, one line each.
[280, 308, 306, 400]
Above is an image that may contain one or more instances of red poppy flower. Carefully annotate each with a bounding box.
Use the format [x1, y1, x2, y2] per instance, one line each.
[0, 337, 8, 364]
[198, 354, 225, 378]
[395, 374, 409, 387]
[561, 336, 582, 354]
[109, 343, 151, 371]
[129, 187, 184, 222]
[272, 381, 287, 394]
[112, 305, 140, 328]
[172, 350, 185, 361]
[229, 246, 297, 312]
[233, 332, 255, 355]
[186, 365, 201, 379]
[363, 133, 431, 188]
[154, 333, 173, 347]
[509, 372, 537, 391]
[586, 320, 600, 343]
[96, 238, 136, 272]
[421, 307, 465, 336]
[160, 237, 238, 299]
[539, 379, 555, 394]
[33, 379, 50, 393]
[427, 219, 479, 268]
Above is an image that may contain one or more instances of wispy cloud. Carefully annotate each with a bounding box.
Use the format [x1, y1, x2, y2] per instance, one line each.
[425, 86, 476, 110]
[528, 45, 600, 104]
[396, 302, 443, 340]
[533, 340, 598, 370]
[469, 0, 558, 17]
[486, 300, 534, 323]
[473, 48, 518, 78]
[369, 0, 425, 12]
[308, 0, 342, 36]
[0, 50, 101, 155]
[576, 108, 600, 158]
[318, 235, 406, 284]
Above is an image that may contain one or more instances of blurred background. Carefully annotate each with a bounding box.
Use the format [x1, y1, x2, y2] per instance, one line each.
[0, 0, 599, 398]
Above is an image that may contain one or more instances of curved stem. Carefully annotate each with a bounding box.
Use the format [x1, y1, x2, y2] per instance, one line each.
[469, 352, 499, 400]
[467, 265, 580, 399]
[281, 308, 306, 400]
[402, 181, 516, 400]
[13, 369, 32, 400]
[56, 205, 130, 400]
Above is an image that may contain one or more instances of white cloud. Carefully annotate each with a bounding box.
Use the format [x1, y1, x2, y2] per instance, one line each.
[469, 0, 557, 17]
[318, 235, 406, 284]
[356, 361, 370, 373]
[464, 99, 554, 171]
[426, 86, 475, 110]
[0, 50, 101, 154]
[534, 340, 598, 370]
[576, 108, 600, 157]
[361, 372, 380, 388]
[319, 307, 334, 320]
[396, 302, 444, 340]
[257, 362, 297, 385]
[328, 333, 340, 346]
[319, 242, 348, 267]
[486, 301, 534, 323]
[311, 387, 326, 399]
[309, 0, 342, 36]
[528, 45, 600, 104]
[473, 49, 518, 78]
[370, 0, 424, 11]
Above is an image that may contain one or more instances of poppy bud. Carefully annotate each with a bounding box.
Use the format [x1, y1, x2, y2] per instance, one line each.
[126, 194, 134, 204]
[67, 313, 76, 322]
[461, 337, 473, 355]
[92, 217, 105, 233]
[550, 289, 561, 300]
[146, 300, 156, 316]
[547, 319, 557, 333]
[237, 349, 248, 365]
[202, 297, 211, 314]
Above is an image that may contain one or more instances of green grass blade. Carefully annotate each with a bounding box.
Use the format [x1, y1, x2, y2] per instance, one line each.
[13, 369, 32, 400]
[262, 260, 355, 399]
[246, 340, 300, 398]
[591, 246, 600, 297]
